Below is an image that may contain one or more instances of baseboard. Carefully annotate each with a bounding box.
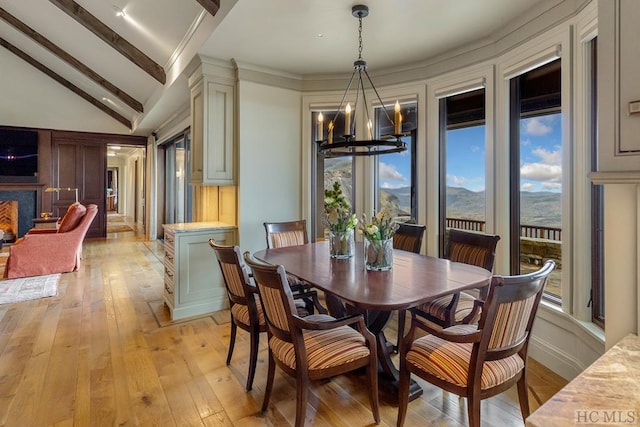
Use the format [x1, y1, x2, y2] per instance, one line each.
[529, 304, 605, 381]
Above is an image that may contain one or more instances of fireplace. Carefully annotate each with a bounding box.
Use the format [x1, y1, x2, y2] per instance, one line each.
[0, 183, 44, 239]
[0, 200, 18, 241]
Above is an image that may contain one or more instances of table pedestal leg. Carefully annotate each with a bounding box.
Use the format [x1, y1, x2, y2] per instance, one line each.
[347, 306, 423, 404]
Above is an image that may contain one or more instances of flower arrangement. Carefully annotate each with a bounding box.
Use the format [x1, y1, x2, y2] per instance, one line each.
[324, 181, 358, 232]
[359, 204, 398, 241]
[359, 204, 398, 271]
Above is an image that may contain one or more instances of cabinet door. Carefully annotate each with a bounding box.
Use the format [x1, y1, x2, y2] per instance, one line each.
[176, 230, 235, 305]
[190, 80, 235, 186]
[204, 82, 234, 185]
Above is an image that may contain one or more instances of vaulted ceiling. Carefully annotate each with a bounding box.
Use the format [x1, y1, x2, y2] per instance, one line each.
[0, 0, 567, 137]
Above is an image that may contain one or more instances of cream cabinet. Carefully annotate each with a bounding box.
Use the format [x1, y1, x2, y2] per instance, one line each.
[163, 222, 237, 320]
[189, 76, 235, 186]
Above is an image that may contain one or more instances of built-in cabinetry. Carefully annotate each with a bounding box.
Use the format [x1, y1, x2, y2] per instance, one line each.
[163, 222, 237, 320]
[188, 57, 236, 186]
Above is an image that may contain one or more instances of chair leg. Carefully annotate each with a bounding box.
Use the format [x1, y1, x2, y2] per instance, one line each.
[226, 319, 237, 365]
[466, 394, 481, 427]
[367, 352, 380, 424]
[395, 310, 406, 353]
[262, 350, 276, 412]
[517, 372, 531, 421]
[397, 356, 411, 427]
[245, 326, 260, 391]
[295, 373, 309, 427]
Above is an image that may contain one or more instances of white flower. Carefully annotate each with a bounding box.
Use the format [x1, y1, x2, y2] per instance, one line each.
[367, 224, 379, 235]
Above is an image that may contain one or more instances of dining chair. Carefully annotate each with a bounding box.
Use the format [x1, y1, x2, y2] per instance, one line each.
[392, 222, 426, 352]
[209, 240, 266, 391]
[393, 222, 426, 253]
[263, 219, 326, 315]
[413, 229, 500, 329]
[397, 260, 556, 427]
[210, 240, 325, 391]
[244, 252, 380, 427]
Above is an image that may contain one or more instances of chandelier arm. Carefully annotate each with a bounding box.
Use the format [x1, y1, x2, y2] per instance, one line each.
[333, 68, 359, 127]
[363, 68, 396, 130]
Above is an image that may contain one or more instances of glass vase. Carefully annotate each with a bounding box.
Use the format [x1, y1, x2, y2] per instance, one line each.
[364, 237, 394, 271]
[329, 229, 355, 259]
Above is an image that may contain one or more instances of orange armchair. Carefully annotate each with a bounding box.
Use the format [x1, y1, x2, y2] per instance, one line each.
[3, 204, 98, 279]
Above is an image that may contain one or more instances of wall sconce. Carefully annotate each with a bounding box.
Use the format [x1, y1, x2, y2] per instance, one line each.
[45, 187, 79, 203]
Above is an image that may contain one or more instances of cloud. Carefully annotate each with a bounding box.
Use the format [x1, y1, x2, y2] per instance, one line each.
[523, 117, 553, 136]
[470, 145, 480, 153]
[379, 162, 406, 183]
[542, 182, 562, 190]
[520, 163, 562, 183]
[532, 147, 561, 165]
[447, 174, 468, 186]
[521, 182, 535, 191]
[381, 182, 406, 189]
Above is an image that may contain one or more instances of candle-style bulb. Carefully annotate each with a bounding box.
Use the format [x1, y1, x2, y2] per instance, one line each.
[394, 101, 402, 135]
[345, 103, 352, 136]
[317, 112, 324, 140]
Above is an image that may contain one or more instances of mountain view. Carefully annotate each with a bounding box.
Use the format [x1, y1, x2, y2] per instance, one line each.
[383, 186, 562, 228]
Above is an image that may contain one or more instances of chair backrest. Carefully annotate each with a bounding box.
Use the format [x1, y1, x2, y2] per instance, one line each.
[445, 229, 500, 272]
[264, 220, 308, 249]
[477, 260, 555, 361]
[209, 240, 253, 308]
[58, 202, 87, 233]
[393, 223, 426, 254]
[244, 252, 298, 342]
[68, 204, 98, 239]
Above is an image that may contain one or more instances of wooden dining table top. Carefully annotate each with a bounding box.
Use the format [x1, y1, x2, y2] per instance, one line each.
[254, 241, 492, 311]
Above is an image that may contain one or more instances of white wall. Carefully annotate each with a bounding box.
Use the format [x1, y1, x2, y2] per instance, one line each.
[0, 49, 131, 135]
[237, 79, 302, 253]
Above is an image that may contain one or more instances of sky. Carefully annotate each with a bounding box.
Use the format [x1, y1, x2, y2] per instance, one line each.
[378, 113, 563, 193]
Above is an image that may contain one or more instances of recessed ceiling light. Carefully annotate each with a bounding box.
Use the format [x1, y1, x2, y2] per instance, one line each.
[113, 5, 126, 17]
[317, 33, 324, 38]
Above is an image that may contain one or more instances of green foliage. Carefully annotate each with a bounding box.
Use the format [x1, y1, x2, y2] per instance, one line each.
[359, 204, 398, 241]
[324, 181, 358, 232]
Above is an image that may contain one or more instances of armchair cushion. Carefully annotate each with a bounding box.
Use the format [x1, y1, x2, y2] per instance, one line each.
[269, 314, 370, 371]
[406, 324, 524, 390]
[58, 202, 87, 233]
[230, 294, 266, 327]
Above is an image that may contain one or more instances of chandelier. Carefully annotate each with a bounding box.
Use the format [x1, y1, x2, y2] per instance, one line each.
[315, 5, 407, 158]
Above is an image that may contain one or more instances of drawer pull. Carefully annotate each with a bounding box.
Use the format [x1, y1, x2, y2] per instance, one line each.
[165, 268, 173, 278]
[165, 253, 174, 261]
[164, 285, 174, 295]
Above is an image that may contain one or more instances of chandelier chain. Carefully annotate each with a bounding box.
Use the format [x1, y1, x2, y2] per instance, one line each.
[357, 15, 363, 61]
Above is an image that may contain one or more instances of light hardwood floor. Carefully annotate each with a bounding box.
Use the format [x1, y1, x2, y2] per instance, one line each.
[0, 231, 566, 426]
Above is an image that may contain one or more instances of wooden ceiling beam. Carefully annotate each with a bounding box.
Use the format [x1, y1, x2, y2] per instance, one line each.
[0, 37, 132, 129]
[0, 7, 143, 113]
[196, 0, 220, 16]
[49, 0, 166, 84]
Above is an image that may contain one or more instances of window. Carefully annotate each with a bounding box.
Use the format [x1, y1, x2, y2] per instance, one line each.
[438, 89, 486, 254]
[375, 101, 418, 221]
[312, 110, 355, 241]
[509, 59, 562, 301]
[589, 37, 604, 326]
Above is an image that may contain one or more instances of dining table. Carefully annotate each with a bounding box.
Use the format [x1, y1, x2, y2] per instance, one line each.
[254, 240, 492, 403]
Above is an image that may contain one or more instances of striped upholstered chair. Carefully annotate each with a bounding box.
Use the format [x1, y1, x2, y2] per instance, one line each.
[413, 229, 500, 328]
[244, 252, 380, 427]
[263, 219, 326, 315]
[209, 240, 266, 391]
[392, 222, 426, 351]
[397, 260, 555, 427]
[393, 222, 426, 253]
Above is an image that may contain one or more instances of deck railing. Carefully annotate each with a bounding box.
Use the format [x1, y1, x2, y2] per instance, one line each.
[445, 217, 562, 242]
